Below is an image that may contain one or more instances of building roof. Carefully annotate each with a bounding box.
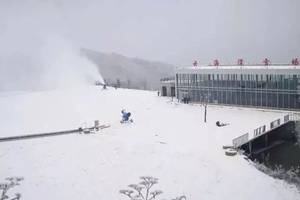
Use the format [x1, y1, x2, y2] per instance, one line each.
[176, 65, 300, 75]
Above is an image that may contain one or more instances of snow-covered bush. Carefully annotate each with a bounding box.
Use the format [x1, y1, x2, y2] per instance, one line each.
[254, 161, 300, 190]
[0, 177, 23, 200]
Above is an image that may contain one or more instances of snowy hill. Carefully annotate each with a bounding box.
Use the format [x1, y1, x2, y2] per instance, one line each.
[0, 86, 299, 200]
[82, 49, 175, 90]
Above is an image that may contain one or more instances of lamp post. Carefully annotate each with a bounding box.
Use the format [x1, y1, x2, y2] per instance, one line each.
[201, 93, 209, 123]
[204, 102, 207, 123]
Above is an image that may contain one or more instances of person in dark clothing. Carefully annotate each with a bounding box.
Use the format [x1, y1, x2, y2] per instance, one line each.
[186, 97, 190, 104]
[182, 97, 188, 104]
[216, 121, 229, 127]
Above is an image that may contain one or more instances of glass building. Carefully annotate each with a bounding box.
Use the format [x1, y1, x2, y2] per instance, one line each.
[175, 66, 300, 110]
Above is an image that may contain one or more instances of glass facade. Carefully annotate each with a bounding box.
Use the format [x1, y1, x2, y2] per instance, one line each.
[176, 72, 300, 110]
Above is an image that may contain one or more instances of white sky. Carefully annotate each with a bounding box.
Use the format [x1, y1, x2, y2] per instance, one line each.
[0, 0, 300, 66]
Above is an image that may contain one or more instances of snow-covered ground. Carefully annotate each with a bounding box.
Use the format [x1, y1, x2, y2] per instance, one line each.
[0, 86, 299, 199]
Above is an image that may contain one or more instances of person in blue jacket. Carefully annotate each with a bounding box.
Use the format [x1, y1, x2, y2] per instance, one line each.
[121, 109, 132, 123]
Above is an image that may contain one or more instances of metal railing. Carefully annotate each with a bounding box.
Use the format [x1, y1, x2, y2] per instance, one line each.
[288, 113, 300, 121]
[270, 118, 281, 129]
[253, 125, 266, 138]
[232, 113, 300, 148]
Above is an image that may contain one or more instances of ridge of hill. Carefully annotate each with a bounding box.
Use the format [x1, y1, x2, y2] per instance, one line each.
[82, 48, 175, 90]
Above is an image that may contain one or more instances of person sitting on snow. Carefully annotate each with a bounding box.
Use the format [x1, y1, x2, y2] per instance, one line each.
[121, 109, 132, 123]
[216, 121, 229, 127]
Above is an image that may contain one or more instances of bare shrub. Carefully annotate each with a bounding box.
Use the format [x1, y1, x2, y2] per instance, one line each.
[119, 176, 186, 200]
[0, 177, 23, 200]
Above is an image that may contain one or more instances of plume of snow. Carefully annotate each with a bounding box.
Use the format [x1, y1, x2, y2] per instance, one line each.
[0, 1, 104, 92]
[38, 35, 104, 90]
[0, 34, 104, 92]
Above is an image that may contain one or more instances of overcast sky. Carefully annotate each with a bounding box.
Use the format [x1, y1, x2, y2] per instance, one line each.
[0, 0, 300, 66]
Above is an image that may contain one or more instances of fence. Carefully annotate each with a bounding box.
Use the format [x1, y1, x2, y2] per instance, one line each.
[288, 113, 300, 121]
[270, 118, 281, 129]
[253, 125, 266, 138]
[232, 113, 300, 148]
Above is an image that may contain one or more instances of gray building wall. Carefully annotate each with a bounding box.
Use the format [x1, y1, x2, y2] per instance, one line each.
[175, 66, 300, 110]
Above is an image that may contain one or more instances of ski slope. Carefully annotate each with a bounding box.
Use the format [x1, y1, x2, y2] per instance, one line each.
[0, 86, 299, 199]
